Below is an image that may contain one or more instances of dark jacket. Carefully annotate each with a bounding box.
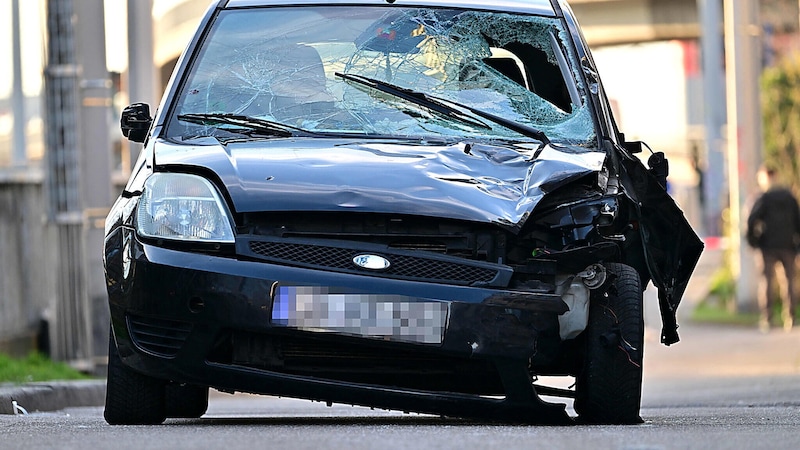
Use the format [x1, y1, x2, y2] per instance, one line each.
[746, 187, 800, 250]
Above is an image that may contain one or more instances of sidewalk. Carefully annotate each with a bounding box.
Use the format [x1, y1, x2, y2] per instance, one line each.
[0, 380, 105, 415]
[645, 321, 800, 380]
[644, 246, 800, 379]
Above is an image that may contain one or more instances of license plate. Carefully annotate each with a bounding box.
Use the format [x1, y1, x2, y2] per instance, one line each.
[272, 286, 449, 344]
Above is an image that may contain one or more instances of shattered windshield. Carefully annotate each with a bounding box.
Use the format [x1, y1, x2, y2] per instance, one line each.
[165, 6, 595, 145]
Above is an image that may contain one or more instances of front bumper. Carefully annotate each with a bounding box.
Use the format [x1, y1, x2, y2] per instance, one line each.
[105, 229, 573, 423]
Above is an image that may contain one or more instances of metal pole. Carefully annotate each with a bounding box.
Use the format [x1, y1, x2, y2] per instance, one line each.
[724, 0, 761, 312]
[11, 0, 27, 165]
[698, 0, 726, 237]
[74, 0, 113, 362]
[44, 0, 92, 367]
[126, 0, 157, 172]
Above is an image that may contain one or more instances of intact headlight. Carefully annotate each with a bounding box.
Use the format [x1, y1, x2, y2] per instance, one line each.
[137, 173, 235, 243]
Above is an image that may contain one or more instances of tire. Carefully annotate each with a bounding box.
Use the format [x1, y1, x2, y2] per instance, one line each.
[574, 263, 644, 424]
[165, 383, 209, 418]
[104, 328, 167, 425]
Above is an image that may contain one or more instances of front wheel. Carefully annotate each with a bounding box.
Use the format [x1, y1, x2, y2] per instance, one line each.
[574, 263, 644, 424]
[104, 328, 167, 425]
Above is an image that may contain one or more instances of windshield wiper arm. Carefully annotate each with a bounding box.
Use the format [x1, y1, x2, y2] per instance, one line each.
[335, 72, 492, 132]
[334, 72, 549, 145]
[177, 113, 316, 138]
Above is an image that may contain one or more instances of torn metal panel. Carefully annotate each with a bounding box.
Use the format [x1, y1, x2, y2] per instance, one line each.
[620, 154, 704, 345]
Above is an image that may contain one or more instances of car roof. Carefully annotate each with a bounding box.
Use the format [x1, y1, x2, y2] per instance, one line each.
[222, 0, 560, 17]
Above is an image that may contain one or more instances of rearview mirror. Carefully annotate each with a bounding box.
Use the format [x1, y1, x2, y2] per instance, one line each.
[623, 140, 643, 154]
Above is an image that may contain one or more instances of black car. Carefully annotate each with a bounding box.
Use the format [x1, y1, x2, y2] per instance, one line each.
[104, 0, 703, 425]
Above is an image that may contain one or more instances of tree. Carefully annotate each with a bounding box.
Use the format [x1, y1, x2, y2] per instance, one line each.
[761, 55, 800, 194]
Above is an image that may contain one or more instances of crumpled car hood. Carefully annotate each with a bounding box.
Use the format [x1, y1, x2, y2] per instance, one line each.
[153, 138, 606, 232]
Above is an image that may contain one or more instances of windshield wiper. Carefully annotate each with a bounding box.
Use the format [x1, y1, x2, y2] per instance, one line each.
[335, 72, 491, 132]
[334, 72, 550, 145]
[177, 113, 316, 138]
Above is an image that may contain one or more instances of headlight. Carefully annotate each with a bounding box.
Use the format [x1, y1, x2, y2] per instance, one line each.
[137, 173, 235, 243]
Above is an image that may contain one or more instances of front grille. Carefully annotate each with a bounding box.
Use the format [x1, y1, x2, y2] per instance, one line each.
[279, 339, 445, 369]
[251, 241, 352, 269]
[127, 315, 192, 357]
[211, 331, 505, 395]
[245, 239, 501, 285]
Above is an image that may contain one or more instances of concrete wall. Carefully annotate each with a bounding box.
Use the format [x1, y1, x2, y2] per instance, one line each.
[0, 167, 125, 359]
[0, 169, 56, 357]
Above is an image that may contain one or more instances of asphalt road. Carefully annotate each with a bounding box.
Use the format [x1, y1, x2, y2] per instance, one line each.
[3, 322, 800, 450]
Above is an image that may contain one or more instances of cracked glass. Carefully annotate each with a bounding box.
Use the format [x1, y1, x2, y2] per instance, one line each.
[165, 6, 595, 146]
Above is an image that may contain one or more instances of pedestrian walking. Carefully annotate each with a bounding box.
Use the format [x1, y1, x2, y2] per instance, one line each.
[746, 167, 800, 332]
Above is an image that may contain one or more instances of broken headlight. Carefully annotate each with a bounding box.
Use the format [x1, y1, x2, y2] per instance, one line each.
[538, 196, 620, 246]
[136, 173, 235, 243]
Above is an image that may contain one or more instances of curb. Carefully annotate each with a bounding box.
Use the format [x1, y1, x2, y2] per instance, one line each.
[0, 380, 106, 415]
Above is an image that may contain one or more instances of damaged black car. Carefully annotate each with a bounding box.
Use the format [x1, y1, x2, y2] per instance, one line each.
[104, 0, 703, 425]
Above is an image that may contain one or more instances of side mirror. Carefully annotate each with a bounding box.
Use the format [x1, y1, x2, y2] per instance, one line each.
[648, 151, 669, 189]
[120, 103, 153, 143]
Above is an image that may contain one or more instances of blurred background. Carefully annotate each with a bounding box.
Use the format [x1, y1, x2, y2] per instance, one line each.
[0, 0, 798, 370]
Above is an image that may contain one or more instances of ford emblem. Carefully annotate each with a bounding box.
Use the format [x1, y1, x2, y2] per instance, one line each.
[353, 254, 391, 270]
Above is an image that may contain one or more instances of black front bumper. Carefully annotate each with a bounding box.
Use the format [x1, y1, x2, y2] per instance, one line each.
[105, 230, 574, 423]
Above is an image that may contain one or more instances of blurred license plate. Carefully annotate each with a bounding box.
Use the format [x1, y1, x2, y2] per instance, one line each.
[272, 286, 449, 344]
